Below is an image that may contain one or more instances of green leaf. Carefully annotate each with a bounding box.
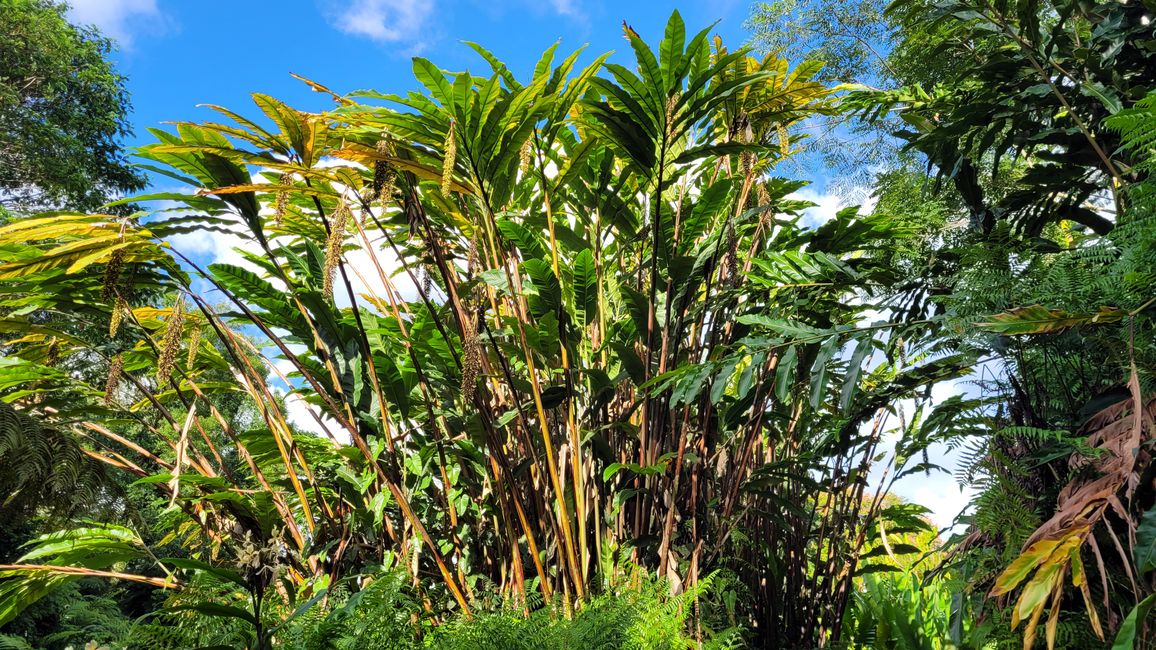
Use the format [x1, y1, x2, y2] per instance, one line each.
[571, 248, 598, 329]
[167, 603, 257, 626]
[1112, 593, 1156, 650]
[659, 10, 686, 91]
[496, 218, 547, 261]
[774, 346, 797, 404]
[839, 337, 873, 413]
[736, 315, 830, 341]
[1135, 503, 1156, 575]
[161, 558, 247, 589]
[854, 563, 902, 576]
[809, 335, 840, 410]
[523, 258, 561, 318]
[412, 58, 452, 106]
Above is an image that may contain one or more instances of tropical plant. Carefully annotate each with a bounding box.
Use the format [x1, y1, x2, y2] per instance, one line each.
[0, 10, 998, 648]
[848, 0, 1156, 237]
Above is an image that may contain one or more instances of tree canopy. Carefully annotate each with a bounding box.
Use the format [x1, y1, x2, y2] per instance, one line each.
[0, 0, 144, 212]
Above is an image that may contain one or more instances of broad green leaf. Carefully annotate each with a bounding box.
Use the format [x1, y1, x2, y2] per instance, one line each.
[736, 315, 830, 341]
[775, 346, 798, 404]
[1135, 503, 1156, 574]
[1112, 593, 1156, 650]
[571, 248, 598, 329]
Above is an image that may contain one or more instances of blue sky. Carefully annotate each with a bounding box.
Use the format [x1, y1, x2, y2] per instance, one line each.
[63, 0, 978, 533]
[68, 0, 748, 153]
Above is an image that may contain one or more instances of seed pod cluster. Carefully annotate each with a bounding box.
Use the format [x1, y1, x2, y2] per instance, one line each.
[373, 139, 396, 201]
[664, 93, 679, 139]
[186, 324, 203, 370]
[156, 300, 186, 383]
[420, 266, 433, 299]
[442, 120, 456, 197]
[109, 295, 127, 338]
[724, 222, 739, 286]
[323, 202, 350, 298]
[274, 173, 292, 226]
[104, 354, 123, 405]
[44, 337, 60, 367]
[742, 150, 756, 179]
[460, 326, 481, 402]
[102, 248, 125, 302]
[519, 138, 533, 174]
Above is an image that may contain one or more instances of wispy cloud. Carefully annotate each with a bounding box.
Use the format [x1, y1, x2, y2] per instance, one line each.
[329, 0, 433, 43]
[548, 0, 580, 17]
[66, 0, 167, 47]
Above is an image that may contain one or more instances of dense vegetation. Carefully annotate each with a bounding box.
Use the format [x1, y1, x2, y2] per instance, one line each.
[0, 1, 1153, 648]
[0, 0, 144, 212]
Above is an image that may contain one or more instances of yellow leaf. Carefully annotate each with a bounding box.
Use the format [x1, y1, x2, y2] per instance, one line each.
[0, 213, 103, 237]
[994, 537, 1062, 595]
[1045, 567, 1066, 649]
[1070, 546, 1104, 639]
[1013, 560, 1060, 627]
[66, 241, 135, 274]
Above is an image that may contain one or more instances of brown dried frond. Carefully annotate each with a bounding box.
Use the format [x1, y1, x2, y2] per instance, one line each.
[104, 354, 123, 406]
[156, 300, 186, 383]
[322, 202, 350, 298]
[101, 248, 125, 302]
[109, 295, 127, 339]
[442, 120, 457, 197]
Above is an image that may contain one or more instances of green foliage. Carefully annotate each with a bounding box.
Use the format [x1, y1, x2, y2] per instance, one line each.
[0, 0, 145, 211]
[426, 576, 739, 650]
[5, 3, 1154, 648]
[0, 523, 156, 627]
[1112, 593, 1156, 650]
[0, 10, 984, 647]
[0, 401, 116, 526]
[841, 573, 958, 649]
[850, 0, 1156, 237]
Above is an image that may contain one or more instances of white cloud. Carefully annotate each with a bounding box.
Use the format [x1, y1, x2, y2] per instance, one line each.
[340, 237, 423, 308]
[66, 0, 166, 46]
[790, 186, 879, 229]
[893, 467, 976, 533]
[167, 227, 248, 270]
[284, 392, 349, 444]
[791, 188, 844, 228]
[329, 0, 432, 42]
